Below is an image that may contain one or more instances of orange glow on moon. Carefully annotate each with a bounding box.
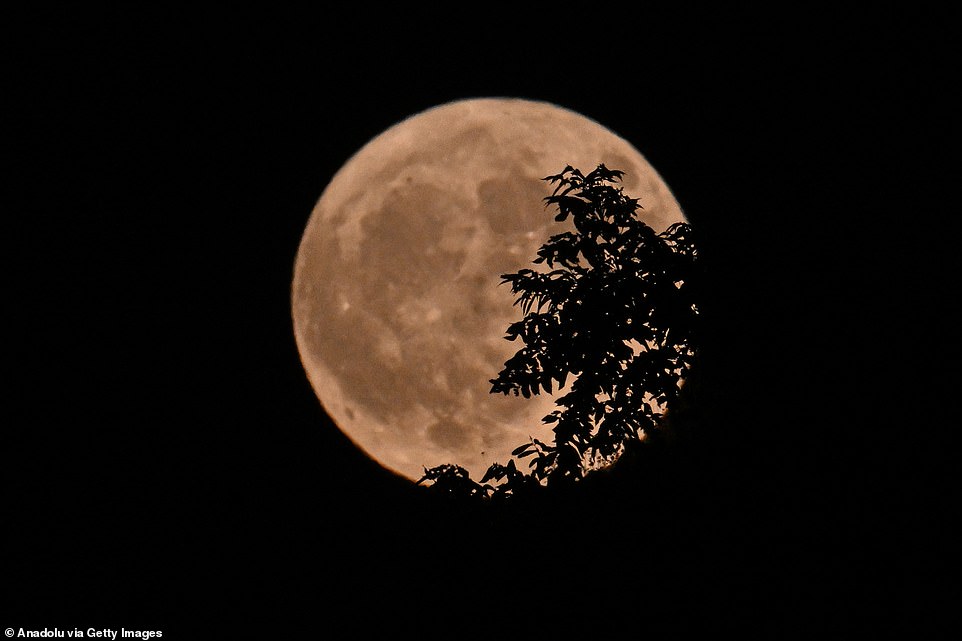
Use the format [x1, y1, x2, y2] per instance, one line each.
[291, 98, 686, 481]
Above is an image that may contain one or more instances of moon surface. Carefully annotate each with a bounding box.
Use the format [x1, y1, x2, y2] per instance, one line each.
[292, 98, 685, 482]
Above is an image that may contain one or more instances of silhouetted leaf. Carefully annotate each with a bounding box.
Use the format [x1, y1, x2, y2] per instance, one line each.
[511, 442, 535, 457]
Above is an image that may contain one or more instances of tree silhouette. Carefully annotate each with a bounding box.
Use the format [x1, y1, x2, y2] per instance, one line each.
[419, 165, 699, 499]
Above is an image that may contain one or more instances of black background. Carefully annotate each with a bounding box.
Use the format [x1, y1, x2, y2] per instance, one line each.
[6, 6, 953, 637]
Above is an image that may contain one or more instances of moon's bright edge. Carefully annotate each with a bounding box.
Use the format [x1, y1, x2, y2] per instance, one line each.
[292, 98, 685, 482]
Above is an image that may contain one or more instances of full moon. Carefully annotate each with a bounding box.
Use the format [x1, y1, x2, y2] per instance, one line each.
[292, 98, 685, 482]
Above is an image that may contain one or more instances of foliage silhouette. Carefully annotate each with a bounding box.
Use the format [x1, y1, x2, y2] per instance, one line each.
[419, 164, 699, 499]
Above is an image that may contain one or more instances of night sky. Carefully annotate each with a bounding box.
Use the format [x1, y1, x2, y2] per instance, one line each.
[7, 7, 951, 637]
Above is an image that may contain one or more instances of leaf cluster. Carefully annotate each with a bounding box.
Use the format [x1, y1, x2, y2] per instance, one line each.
[420, 165, 700, 498]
